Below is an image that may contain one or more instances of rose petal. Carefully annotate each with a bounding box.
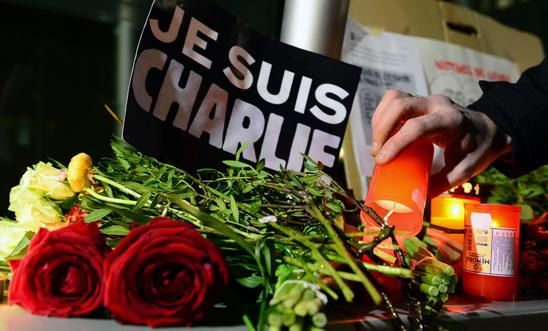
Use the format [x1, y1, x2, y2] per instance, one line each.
[8, 221, 107, 317]
[104, 217, 229, 327]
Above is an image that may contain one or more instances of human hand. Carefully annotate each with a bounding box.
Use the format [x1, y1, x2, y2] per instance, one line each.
[370, 90, 512, 197]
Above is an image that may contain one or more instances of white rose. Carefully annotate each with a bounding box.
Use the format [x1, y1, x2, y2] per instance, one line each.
[8, 188, 64, 232]
[28, 162, 74, 200]
[0, 220, 28, 260]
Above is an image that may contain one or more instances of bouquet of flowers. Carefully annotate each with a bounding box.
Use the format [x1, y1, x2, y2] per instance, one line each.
[0, 139, 458, 330]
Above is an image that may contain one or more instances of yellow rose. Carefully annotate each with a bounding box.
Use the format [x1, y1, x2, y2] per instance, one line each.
[8, 187, 65, 232]
[0, 220, 28, 260]
[67, 153, 93, 193]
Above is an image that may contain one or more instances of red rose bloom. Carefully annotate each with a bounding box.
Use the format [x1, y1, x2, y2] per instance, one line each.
[8, 221, 108, 316]
[65, 205, 88, 224]
[104, 217, 229, 327]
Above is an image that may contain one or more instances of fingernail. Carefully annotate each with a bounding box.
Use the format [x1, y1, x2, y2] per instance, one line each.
[370, 142, 379, 156]
[376, 151, 388, 164]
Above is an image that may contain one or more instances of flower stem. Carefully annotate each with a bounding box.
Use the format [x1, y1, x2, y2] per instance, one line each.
[307, 204, 382, 305]
[85, 188, 136, 205]
[361, 262, 414, 279]
[283, 257, 364, 283]
[169, 197, 255, 257]
[271, 222, 354, 302]
[93, 174, 142, 198]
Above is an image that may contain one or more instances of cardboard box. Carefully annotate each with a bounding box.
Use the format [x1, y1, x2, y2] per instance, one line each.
[348, 0, 544, 71]
[343, 0, 544, 197]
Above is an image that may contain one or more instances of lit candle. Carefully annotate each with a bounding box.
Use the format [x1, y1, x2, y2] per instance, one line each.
[362, 138, 433, 243]
[430, 194, 481, 245]
[462, 203, 521, 300]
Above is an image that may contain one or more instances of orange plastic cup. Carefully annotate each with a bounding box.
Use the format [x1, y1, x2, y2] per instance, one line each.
[463, 203, 521, 300]
[362, 138, 434, 244]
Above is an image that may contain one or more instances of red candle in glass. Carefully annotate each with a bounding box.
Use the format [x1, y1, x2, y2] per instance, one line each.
[463, 203, 521, 300]
[431, 194, 481, 245]
[362, 138, 434, 244]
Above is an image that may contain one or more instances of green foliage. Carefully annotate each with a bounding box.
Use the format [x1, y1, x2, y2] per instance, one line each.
[83, 141, 395, 328]
[476, 166, 547, 220]
[1, 139, 458, 330]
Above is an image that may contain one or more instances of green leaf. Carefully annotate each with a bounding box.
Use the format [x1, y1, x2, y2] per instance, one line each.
[306, 186, 323, 197]
[101, 225, 130, 236]
[148, 194, 161, 209]
[242, 183, 255, 194]
[235, 142, 250, 161]
[119, 158, 131, 170]
[524, 186, 545, 198]
[303, 160, 318, 172]
[256, 158, 265, 172]
[6, 232, 34, 259]
[0, 260, 11, 273]
[169, 197, 255, 256]
[236, 274, 263, 288]
[326, 201, 343, 213]
[108, 206, 150, 224]
[214, 198, 227, 210]
[519, 204, 535, 221]
[132, 191, 151, 211]
[230, 195, 239, 223]
[125, 182, 150, 194]
[223, 160, 251, 169]
[242, 314, 257, 331]
[263, 242, 272, 276]
[85, 209, 112, 223]
[106, 238, 122, 248]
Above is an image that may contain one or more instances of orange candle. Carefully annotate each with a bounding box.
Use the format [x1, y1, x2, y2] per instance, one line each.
[362, 138, 433, 243]
[430, 194, 480, 244]
[463, 203, 521, 300]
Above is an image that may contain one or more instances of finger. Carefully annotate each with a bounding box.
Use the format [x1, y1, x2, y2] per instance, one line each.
[435, 147, 492, 197]
[459, 134, 477, 154]
[370, 90, 409, 155]
[428, 143, 469, 197]
[371, 90, 409, 128]
[375, 112, 445, 164]
[371, 96, 430, 156]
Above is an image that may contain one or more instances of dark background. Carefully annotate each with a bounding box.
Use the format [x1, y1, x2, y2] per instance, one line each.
[0, 0, 545, 213]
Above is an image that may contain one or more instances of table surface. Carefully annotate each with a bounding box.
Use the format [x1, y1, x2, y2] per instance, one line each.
[2, 295, 548, 331]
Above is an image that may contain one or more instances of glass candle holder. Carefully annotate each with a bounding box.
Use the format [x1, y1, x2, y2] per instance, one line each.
[362, 138, 434, 243]
[463, 203, 521, 300]
[431, 194, 481, 245]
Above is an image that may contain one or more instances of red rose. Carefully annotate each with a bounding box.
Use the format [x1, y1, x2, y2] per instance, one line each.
[8, 221, 108, 316]
[65, 205, 88, 224]
[104, 217, 229, 327]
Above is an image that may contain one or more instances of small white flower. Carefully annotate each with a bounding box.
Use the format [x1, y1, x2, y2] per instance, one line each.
[259, 215, 277, 224]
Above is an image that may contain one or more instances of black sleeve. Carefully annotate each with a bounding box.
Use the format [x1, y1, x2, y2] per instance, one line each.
[469, 58, 548, 177]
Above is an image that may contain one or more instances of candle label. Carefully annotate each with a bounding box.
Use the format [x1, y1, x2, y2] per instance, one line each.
[464, 212, 515, 277]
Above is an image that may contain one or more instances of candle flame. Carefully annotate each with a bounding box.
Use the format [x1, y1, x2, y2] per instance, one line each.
[449, 203, 464, 219]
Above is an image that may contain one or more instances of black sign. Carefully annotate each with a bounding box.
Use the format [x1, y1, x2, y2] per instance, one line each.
[123, 0, 361, 175]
